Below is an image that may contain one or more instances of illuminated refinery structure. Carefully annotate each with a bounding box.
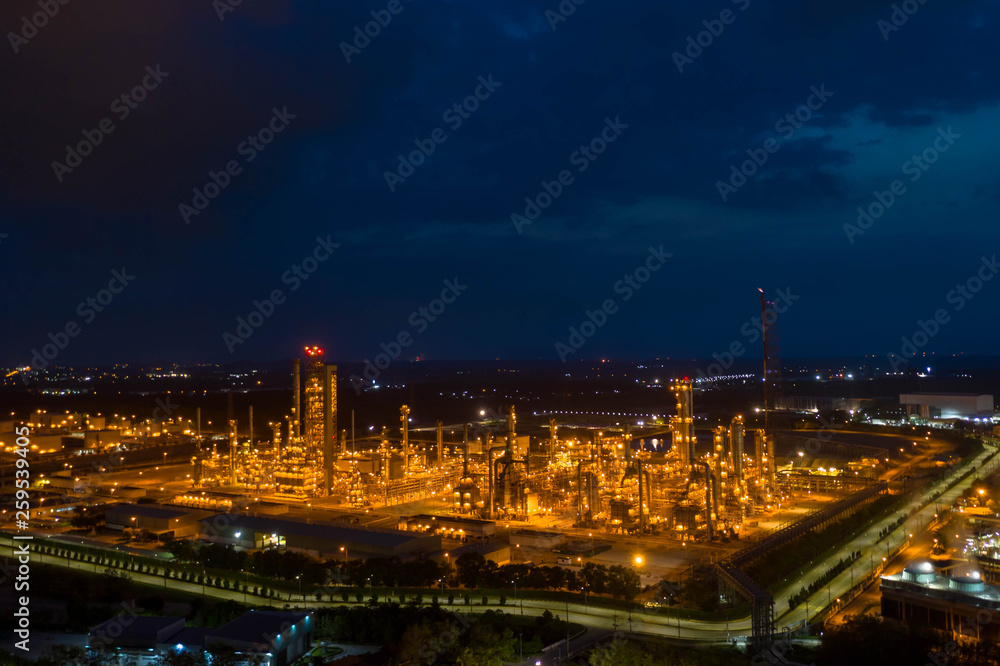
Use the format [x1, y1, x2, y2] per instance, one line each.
[196, 346, 338, 500]
[193, 360, 786, 541]
[192, 292, 797, 541]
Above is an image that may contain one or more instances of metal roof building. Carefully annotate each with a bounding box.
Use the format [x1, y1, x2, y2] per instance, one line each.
[199, 513, 442, 559]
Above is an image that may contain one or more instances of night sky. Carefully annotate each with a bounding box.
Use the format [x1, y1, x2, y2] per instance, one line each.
[1, 0, 998, 367]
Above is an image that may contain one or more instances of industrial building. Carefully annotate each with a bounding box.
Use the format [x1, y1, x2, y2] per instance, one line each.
[402, 514, 496, 539]
[201, 356, 785, 542]
[104, 503, 212, 540]
[881, 562, 1000, 641]
[196, 346, 338, 499]
[195, 302, 791, 545]
[439, 540, 512, 565]
[88, 611, 312, 666]
[199, 514, 441, 559]
[900, 393, 995, 421]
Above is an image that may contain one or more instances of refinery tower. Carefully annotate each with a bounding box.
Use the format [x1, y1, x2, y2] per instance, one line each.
[275, 346, 337, 497]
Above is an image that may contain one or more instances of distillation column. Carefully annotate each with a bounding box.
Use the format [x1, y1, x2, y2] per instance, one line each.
[436, 421, 444, 465]
[292, 359, 301, 438]
[713, 426, 726, 494]
[549, 419, 558, 462]
[671, 380, 694, 469]
[401, 405, 410, 474]
[323, 363, 336, 495]
[730, 415, 744, 498]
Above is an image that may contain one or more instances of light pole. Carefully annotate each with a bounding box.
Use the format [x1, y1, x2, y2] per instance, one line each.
[296, 574, 302, 602]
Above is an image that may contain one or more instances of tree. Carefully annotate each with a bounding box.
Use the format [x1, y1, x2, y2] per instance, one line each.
[154, 648, 207, 666]
[455, 552, 486, 588]
[165, 539, 197, 562]
[819, 615, 937, 666]
[205, 643, 265, 666]
[34, 645, 88, 666]
[589, 637, 654, 666]
[455, 624, 516, 666]
[397, 619, 455, 665]
[580, 562, 609, 595]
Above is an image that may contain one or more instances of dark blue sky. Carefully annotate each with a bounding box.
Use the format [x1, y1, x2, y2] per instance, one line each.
[1, 0, 998, 366]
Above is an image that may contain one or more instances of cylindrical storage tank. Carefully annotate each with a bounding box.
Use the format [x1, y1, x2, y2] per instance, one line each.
[948, 575, 985, 593]
[901, 562, 937, 584]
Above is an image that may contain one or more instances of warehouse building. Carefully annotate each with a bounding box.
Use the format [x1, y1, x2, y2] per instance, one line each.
[104, 503, 211, 540]
[88, 611, 311, 666]
[401, 513, 496, 539]
[899, 393, 995, 421]
[200, 514, 441, 559]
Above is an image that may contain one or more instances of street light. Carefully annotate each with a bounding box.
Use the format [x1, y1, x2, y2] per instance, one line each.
[296, 574, 302, 601]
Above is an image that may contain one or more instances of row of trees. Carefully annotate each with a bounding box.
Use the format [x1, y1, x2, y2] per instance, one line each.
[341, 555, 448, 588]
[165, 539, 327, 585]
[454, 554, 642, 601]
